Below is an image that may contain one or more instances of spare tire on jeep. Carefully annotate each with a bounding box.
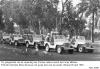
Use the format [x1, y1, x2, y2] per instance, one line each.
[78, 45, 85, 53]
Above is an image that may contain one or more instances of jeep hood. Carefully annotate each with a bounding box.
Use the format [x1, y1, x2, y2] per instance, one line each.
[77, 40, 86, 44]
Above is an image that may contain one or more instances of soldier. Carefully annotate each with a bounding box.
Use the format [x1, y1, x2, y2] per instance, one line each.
[71, 37, 76, 44]
[45, 33, 50, 42]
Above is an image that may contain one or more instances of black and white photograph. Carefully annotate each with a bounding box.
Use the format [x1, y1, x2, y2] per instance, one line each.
[0, 0, 100, 62]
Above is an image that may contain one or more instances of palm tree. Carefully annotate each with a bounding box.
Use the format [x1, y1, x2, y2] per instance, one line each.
[77, 0, 100, 42]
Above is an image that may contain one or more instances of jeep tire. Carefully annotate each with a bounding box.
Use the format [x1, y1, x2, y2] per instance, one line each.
[9, 41, 12, 45]
[57, 47, 62, 54]
[26, 42, 29, 48]
[45, 44, 50, 52]
[14, 41, 18, 46]
[78, 46, 85, 53]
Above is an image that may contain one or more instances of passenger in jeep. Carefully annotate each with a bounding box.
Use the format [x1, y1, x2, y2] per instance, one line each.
[46, 33, 50, 42]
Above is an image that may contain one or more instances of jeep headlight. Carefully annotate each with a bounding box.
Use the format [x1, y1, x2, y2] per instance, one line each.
[70, 46, 73, 48]
[72, 43, 75, 45]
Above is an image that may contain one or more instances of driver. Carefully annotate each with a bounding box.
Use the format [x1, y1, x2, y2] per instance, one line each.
[45, 33, 50, 42]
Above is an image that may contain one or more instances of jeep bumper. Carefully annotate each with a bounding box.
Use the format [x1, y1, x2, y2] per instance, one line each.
[64, 47, 74, 50]
[62, 46, 74, 50]
[85, 47, 95, 50]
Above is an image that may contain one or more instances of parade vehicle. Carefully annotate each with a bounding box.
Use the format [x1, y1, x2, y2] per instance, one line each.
[9, 34, 25, 46]
[1, 34, 11, 44]
[23, 34, 44, 48]
[44, 32, 74, 54]
[71, 36, 94, 53]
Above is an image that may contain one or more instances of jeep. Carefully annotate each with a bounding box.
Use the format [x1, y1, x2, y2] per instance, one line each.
[44, 35, 74, 54]
[9, 34, 25, 46]
[71, 36, 94, 53]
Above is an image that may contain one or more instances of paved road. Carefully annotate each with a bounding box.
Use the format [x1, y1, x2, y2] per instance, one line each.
[0, 43, 100, 61]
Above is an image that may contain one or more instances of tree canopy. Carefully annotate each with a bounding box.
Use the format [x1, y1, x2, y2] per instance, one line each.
[0, 9, 5, 30]
[77, 0, 100, 42]
[0, 0, 86, 36]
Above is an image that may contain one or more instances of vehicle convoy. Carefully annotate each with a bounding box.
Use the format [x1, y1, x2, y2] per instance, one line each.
[23, 34, 44, 48]
[44, 31, 74, 54]
[1, 34, 11, 44]
[71, 36, 94, 53]
[9, 34, 25, 46]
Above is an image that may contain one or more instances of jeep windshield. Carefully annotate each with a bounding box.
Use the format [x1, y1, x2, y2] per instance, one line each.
[3, 34, 10, 39]
[54, 35, 65, 39]
[14, 35, 22, 37]
[53, 35, 66, 44]
[52, 33, 59, 35]
[77, 36, 85, 40]
[33, 35, 42, 41]
[34, 35, 42, 38]
[51, 31, 59, 36]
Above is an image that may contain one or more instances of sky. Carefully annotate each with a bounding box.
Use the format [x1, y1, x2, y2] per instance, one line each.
[58, 0, 81, 11]
[0, 0, 81, 6]
[0, 0, 81, 8]
[72, 0, 81, 7]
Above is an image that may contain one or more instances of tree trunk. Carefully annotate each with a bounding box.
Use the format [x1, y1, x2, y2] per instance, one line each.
[39, 19, 41, 34]
[59, 0, 64, 34]
[56, 17, 58, 31]
[92, 12, 94, 42]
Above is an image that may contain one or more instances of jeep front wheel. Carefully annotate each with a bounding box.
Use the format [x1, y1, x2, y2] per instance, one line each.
[45, 44, 50, 52]
[26, 42, 29, 48]
[9, 41, 12, 45]
[14, 41, 18, 46]
[78, 46, 85, 53]
[57, 47, 62, 54]
[35, 43, 39, 49]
